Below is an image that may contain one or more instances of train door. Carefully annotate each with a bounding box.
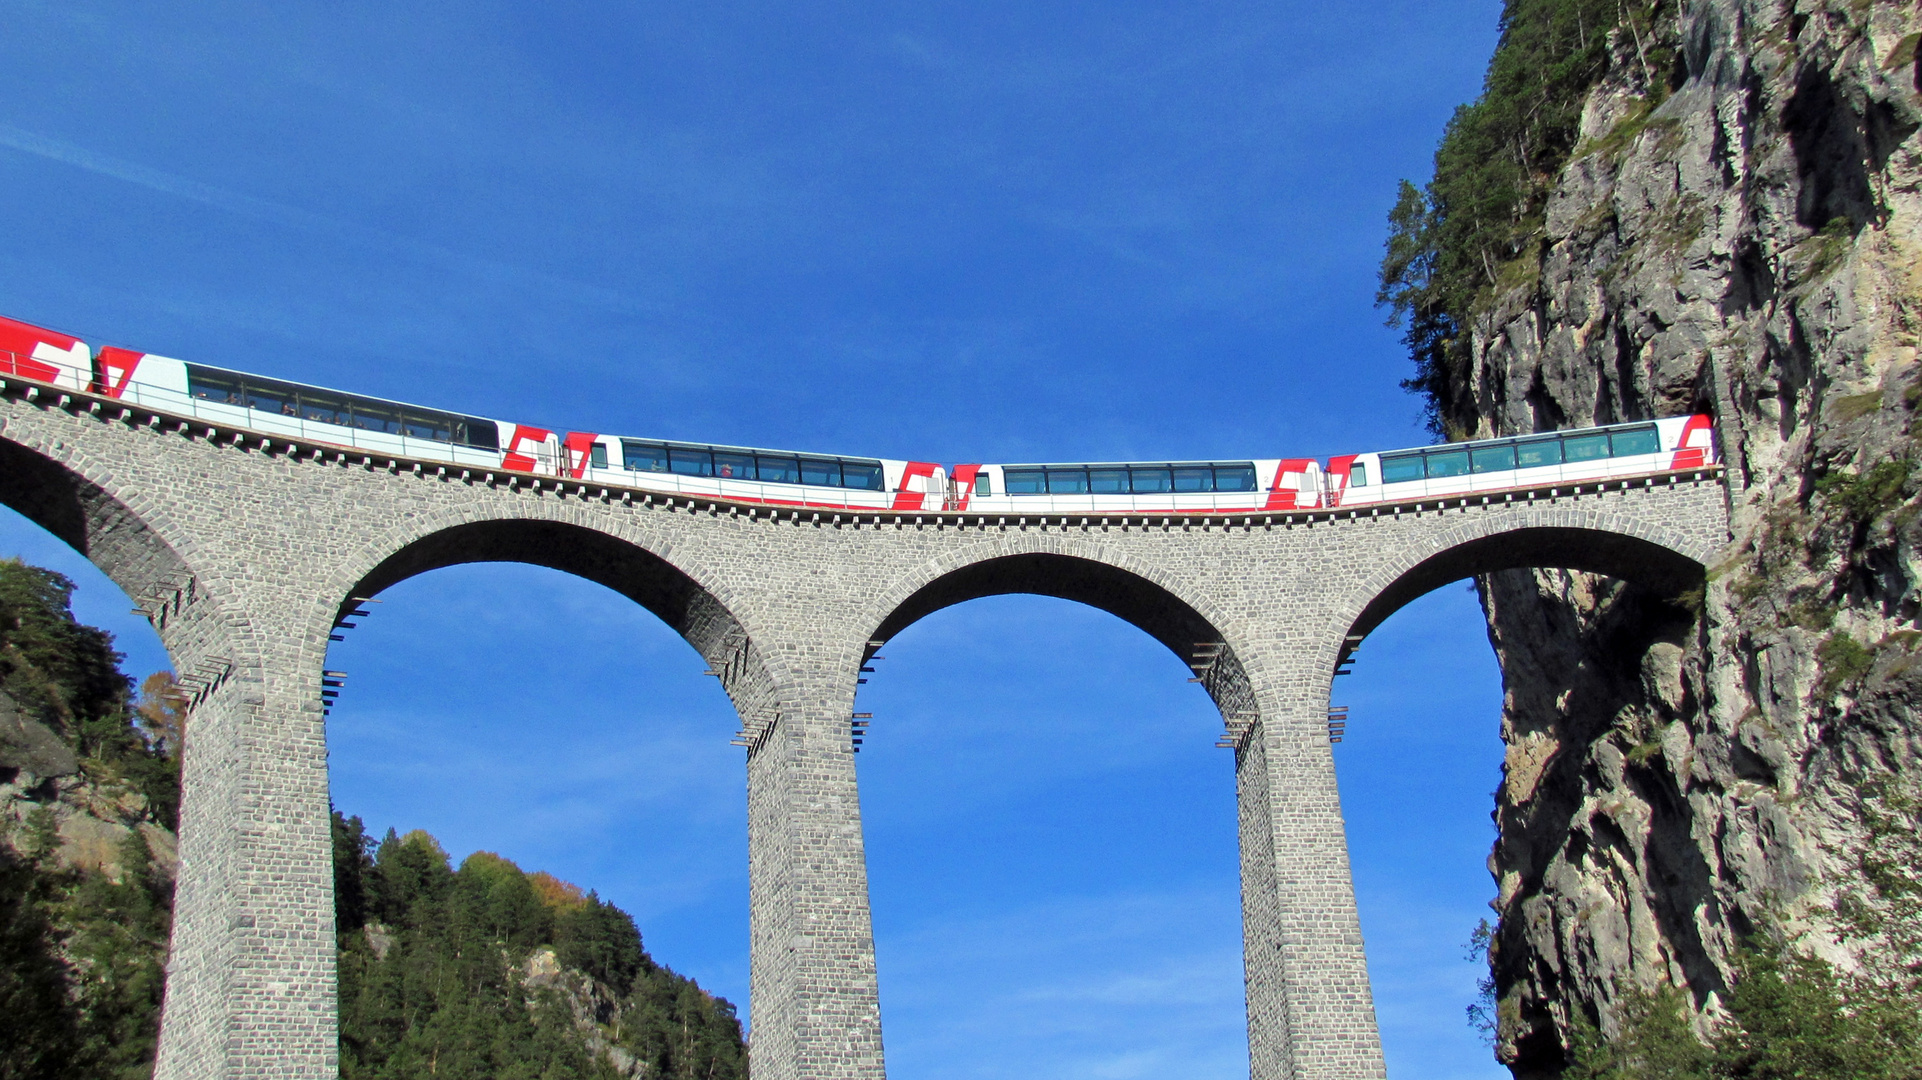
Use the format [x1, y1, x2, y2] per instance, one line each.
[891, 461, 947, 511]
[1322, 455, 1363, 506]
[502, 424, 561, 475]
[947, 464, 983, 510]
[562, 432, 608, 478]
[1263, 458, 1324, 510]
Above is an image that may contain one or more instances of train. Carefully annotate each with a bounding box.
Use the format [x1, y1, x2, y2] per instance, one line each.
[0, 314, 1718, 515]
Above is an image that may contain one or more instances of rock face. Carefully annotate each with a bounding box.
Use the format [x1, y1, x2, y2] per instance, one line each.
[1437, 1, 1922, 1073]
[0, 687, 178, 884]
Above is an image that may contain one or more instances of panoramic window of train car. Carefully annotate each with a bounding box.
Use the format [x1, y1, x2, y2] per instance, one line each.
[1424, 449, 1470, 478]
[1380, 453, 1423, 483]
[669, 447, 713, 477]
[187, 367, 245, 404]
[246, 383, 293, 415]
[1048, 470, 1088, 494]
[1172, 466, 1212, 492]
[300, 391, 349, 426]
[1214, 464, 1257, 491]
[757, 455, 800, 483]
[1130, 467, 1171, 493]
[1002, 463, 1257, 495]
[1470, 444, 1516, 472]
[1562, 432, 1610, 462]
[623, 440, 670, 472]
[1516, 437, 1561, 468]
[1610, 426, 1660, 456]
[801, 458, 841, 486]
[840, 462, 884, 490]
[616, 439, 881, 490]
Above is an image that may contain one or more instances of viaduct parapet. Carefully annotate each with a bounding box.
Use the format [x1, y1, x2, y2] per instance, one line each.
[0, 379, 1731, 1080]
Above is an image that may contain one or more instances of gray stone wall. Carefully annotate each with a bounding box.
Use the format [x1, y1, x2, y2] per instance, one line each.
[0, 380, 1728, 1080]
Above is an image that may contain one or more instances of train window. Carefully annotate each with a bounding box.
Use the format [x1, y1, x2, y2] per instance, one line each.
[351, 401, 403, 435]
[974, 472, 993, 496]
[245, 384, 293, 416]
[1380, 453, 1423, 483]
[713, 451, 754, 480]
[1515, 437, 1561, 467]
[1348, 462, 1369, 487]
[589, 444, 608, 468]
[1130, 467, 1173, 493]
[669, 447, 713, 476]
[1470, 444, 1517, 473]
[800, 458, 841, 486]
[1214, 465, 1257, 492]
[1561, 433, 1610, 462]
[1424, 449, 1470, 478]
[403, 413, 453, 442]
[622, 441, 670, 472]
[298, 391, 350, 426]
[1089, 468, 1129, 494]
[1005, 469, 1045, 494]
[636, 444, 669, 470]
[1047, 468, 1089, 494]
[461, 420, 500, 451]
[1609, 426, 1660, 456]
[187, 368, 244, 403]
[842, 462, 884, 490]
[1173, 467, 1213, 492]
[756, 455, 801, 484]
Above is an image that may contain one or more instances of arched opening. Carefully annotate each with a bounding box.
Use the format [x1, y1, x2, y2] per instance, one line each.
[1333, 525, 1708, 1078]
[1336, 583, 1507, 1078]
[858, 554, 1247, 1078]
[322, 518, 763, 1068]
[0, 437, 197, 638]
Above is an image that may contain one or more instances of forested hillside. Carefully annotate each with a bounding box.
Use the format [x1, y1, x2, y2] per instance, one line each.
[0, 557, 746, 1079]
[1381, 0, 1922, 1076]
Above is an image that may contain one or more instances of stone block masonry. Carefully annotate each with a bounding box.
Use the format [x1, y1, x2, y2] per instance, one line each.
[0, 381, 1729, 1080]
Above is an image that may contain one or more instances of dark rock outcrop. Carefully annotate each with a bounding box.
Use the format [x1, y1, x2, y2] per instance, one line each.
[1432, 2, 1922, 1073]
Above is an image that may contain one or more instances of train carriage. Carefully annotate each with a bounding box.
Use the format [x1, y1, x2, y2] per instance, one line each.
[0, 312, 1714, 520]
[1329, 415, 1716, 507]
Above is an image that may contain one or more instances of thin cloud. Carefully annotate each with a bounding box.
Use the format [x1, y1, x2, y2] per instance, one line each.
[0, 121, 652, 316]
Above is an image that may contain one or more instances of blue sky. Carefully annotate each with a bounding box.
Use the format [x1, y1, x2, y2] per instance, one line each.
[0, 2, 1510, 1076]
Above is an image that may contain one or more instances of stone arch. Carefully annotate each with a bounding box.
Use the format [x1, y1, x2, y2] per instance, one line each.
[852, 533, 1309, 1078]
[865, 534, 1237, 664]
[322, 502, 780, 725]
[0, 430, 203, 626]
[1338, 511, 1710, 647]
[0, 428, 258, 685]
[859, 533, 1258, 727]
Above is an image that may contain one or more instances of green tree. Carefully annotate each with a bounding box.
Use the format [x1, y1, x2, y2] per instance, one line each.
[1379, 0, 1673, 434]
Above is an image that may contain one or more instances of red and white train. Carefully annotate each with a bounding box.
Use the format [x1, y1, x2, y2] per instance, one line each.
[0, 314, 1717, 515]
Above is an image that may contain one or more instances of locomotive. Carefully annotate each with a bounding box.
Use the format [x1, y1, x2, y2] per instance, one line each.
[0, 314, 1717, 515]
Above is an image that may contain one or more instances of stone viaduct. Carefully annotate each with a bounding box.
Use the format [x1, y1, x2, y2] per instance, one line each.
[0, 375, 1730, 1080]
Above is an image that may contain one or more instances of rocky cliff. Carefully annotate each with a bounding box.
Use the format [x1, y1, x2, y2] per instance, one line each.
[1427, 1, 1922, 1073]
